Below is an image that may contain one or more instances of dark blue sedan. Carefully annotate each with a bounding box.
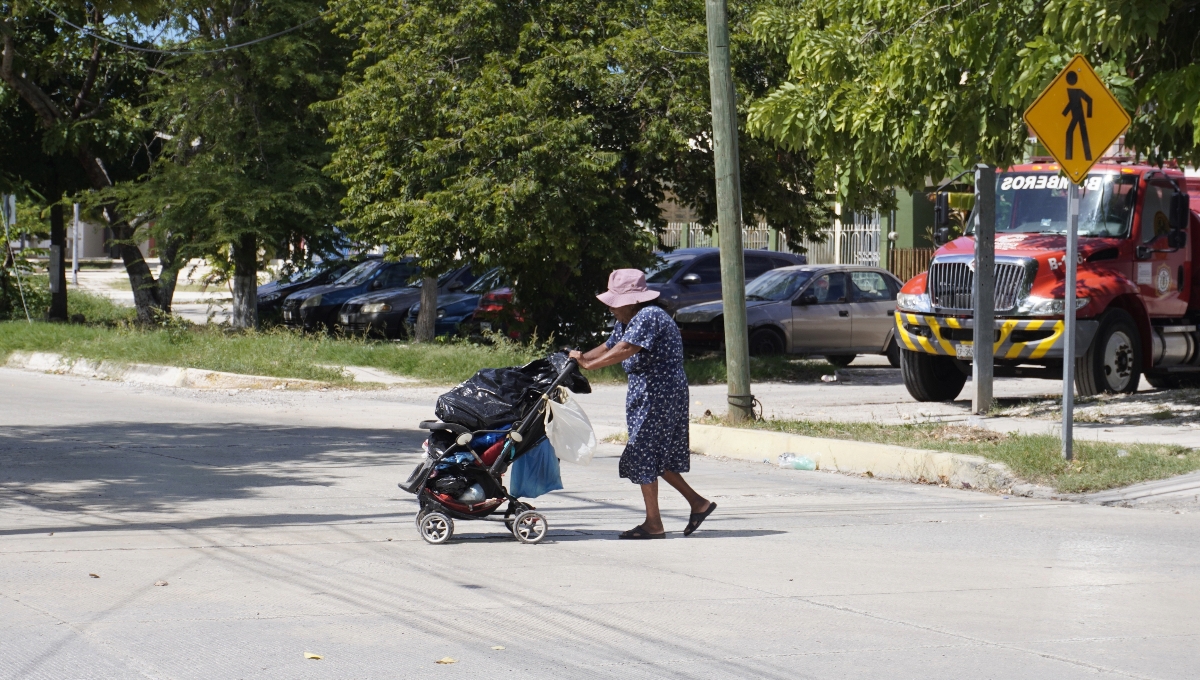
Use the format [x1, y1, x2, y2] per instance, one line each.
[281, 258, 420, 332]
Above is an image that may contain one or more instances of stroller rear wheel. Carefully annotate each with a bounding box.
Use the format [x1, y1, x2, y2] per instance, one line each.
[512, 510, 548, 544]
[419, 512, 454, 544]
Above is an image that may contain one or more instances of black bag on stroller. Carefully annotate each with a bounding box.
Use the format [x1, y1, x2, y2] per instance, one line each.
[434, 352, 591, 430]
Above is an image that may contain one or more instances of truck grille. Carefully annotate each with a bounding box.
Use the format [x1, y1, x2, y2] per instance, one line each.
[928, 260, 1027, 312]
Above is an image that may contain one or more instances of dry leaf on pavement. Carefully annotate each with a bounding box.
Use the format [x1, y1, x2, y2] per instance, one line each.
[304, 652, 322, 660]
[436, 657, 457, 664]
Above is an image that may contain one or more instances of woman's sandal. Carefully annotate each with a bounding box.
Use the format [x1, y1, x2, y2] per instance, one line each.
[619, 525, 666, 540]
[683, 502, 717, 536]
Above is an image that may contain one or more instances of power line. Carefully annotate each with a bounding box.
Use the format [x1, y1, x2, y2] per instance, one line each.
[32, 1, 326, 56]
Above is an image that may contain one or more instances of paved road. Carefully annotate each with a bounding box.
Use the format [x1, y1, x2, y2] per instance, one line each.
[2, 369, 1199, 679]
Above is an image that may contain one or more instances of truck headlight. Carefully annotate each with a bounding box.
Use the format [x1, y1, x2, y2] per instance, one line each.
[300, 294, 322, 308]
[896, 292, 933, 313]
[1015, 296, 1090, 316]
[361, 302, 391, 314]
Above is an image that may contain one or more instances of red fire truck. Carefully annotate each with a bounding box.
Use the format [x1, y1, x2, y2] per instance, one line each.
[895, 160, 1198, 401]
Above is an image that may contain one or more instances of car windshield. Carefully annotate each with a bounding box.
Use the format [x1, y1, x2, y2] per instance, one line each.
[465, 268, 503, 293]
[745, 269, 813, 301]
[645, 256, 690, 283]
[985, 172, 1138, 238]
[333, 260, 383, 286]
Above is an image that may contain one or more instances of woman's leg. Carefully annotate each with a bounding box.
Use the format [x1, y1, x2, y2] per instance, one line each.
[661, 471, 712, 513]
[639, 480, 665, 534]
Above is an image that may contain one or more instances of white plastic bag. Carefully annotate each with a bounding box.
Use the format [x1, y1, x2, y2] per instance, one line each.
[544, 389, 597, 465]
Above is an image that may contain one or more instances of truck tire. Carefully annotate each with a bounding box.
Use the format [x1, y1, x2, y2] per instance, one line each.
[1144, 373, 1200, 390]
[900, 349, 967, 402]
[1076, 309, 1141, 397]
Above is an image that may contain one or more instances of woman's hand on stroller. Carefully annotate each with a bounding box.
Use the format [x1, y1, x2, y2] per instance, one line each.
[570, 343, 639, 371]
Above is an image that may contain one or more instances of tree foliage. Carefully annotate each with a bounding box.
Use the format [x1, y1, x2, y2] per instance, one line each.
[747, 0, 1200, 210]
[324, 0, 832, 339]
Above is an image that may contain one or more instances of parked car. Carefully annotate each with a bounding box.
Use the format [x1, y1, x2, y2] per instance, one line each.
[257, 256, 372, 317]
[646, 248, 807, 315]
[472, 280, 524, 338]
[406, 268, 505, 337]
[674, 265, 904, 367]
[281, 258, 420, 332]
[338, 266, 481, 339]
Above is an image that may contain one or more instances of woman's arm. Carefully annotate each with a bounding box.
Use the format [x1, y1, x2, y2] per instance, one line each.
[569, 342, 640, 370]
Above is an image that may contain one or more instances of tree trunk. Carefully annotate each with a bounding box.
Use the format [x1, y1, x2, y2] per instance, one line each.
[231, 233, 258, 329]
[47, 203, 68, 321]
[415, 275, 438, 342]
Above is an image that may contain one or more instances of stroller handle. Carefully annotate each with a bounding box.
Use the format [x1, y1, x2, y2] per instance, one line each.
[487, 358, 579, 476]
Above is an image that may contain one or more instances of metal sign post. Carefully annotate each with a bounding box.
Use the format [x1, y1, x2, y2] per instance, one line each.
[1062, 182, 1079, 460]
[72, 203, 80, 286]
[972, 165, 996, 414]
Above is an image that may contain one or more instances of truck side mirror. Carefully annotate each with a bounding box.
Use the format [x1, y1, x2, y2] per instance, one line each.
[933, 227, 952, 246]
[1168, 230, 1188, 249]
[1170, 192, 1190, 231]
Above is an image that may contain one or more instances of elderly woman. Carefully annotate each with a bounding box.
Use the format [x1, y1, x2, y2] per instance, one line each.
[569, 269, 716, 539]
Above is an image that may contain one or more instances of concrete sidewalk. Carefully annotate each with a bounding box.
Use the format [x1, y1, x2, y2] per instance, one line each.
[3, 368, 1200, 679]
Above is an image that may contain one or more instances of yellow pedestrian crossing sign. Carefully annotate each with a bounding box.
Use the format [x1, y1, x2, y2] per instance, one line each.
[1023, 55, 1131, 184]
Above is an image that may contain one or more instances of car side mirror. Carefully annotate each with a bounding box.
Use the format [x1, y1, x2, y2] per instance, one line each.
[680, 273, 701, 285]
[1168, 230, 1188, 249]
[1170, 192, 1190, 231]
[794, 293, 818, 306]
[447, 280, 464, 291]
[370, 279, 383, 290]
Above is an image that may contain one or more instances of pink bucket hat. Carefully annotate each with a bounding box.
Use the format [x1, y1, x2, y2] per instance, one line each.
[597, 269, 661, 307]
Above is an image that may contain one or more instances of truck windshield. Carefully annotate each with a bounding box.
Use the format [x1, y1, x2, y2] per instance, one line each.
[988, 172, 1138, 238]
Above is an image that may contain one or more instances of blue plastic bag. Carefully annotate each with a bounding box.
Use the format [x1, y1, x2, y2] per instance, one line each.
[509, 437, 563, 498]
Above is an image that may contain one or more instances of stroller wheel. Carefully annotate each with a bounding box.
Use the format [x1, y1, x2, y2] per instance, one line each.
[419, 512, 454, 545]
[512, 511, 548, 544]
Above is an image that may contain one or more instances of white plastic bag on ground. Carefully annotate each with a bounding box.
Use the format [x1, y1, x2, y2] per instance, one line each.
[545, 389, 597, 465]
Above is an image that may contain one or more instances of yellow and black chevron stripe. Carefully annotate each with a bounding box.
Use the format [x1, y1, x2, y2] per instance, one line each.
[896, 313, 1065, 360]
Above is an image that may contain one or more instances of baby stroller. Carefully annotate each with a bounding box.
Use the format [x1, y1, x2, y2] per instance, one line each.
[399, 353, 590, 545]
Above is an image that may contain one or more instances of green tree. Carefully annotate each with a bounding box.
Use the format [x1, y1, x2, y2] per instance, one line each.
[324, 0, 832, 340]
[104, 0, 348, 328]
[1, 1, 169, 321]
[747, 1, 1200, 209]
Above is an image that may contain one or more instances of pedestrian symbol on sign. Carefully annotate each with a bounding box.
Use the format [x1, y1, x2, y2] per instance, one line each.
[1023, 55, 1130, 184]
[1062, 72, 1093, 161]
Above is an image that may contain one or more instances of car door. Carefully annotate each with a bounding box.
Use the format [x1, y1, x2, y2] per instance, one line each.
[1136, 177, 1190, 317]
[674, 255, 723, 308]
[792, 272, 852, 351]
[847, 270, 897, 351]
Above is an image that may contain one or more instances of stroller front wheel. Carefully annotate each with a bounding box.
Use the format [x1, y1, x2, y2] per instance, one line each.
[512, 511, 548, 544]
[419, 512, 454, 544]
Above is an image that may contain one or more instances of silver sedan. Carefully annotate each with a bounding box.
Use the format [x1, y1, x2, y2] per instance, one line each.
[673, 265, 904, 367]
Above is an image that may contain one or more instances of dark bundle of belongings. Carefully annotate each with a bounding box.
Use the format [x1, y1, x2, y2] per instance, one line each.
[400, 352, 590, 545]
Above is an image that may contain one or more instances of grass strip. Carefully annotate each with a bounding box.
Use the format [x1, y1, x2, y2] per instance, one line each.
[731, 418, 1200, 493]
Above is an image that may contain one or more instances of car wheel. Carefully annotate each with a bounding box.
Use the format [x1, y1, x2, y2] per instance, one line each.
[1076, 309, 1141, 397]
[885, 338, 901, 368]
[825, 354, 856, 368]
[748, 328, 785, 356]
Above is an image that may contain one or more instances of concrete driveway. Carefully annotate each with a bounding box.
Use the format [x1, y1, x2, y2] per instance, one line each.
[2, 368, 1199, 679]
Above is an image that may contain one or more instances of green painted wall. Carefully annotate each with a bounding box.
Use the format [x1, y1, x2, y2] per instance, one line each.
[893, 190, 935, 249]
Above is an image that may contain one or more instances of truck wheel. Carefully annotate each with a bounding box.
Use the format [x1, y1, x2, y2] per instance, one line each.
[900, 349, 967, 402]
[1076, 309, 1141, 397]
[1144, 373, 1200, 390]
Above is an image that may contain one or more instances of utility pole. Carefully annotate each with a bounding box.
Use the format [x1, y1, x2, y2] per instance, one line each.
[705, 0, 753, 422]
[972, 165, 996, 414]
[72, 203, 80, 286]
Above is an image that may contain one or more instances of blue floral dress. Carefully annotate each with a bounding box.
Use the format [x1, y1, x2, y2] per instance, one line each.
[607, 305, 690, 485]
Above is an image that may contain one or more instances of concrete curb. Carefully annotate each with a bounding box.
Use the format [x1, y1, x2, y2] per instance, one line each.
[689, 423, 1021, 492]
[5, 351, 325, 391]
